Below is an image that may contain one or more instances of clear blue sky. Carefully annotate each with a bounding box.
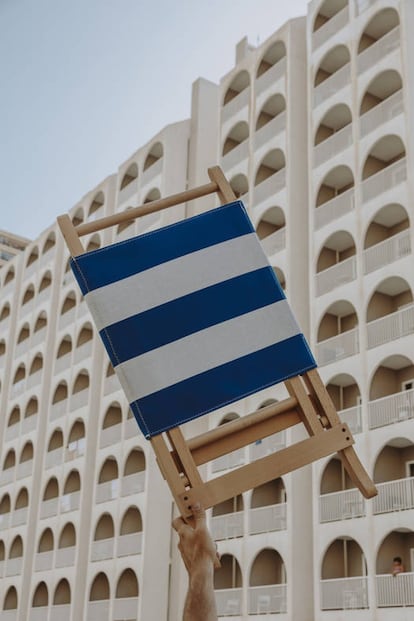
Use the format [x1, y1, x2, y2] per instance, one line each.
[0, 0, 308, 239]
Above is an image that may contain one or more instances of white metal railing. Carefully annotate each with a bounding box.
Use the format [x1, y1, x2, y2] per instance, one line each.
[313, 63, 351, 108]
[321, 576, 369, 609]
[0, 610, 18, 620]
[312, 5, 349, 50]
[314, 123, 353, 168]
[35, 287, 51, 306]
[360, 89, 403, 137]
[215, 588, 243, 616]
[253, 168, 286, 206]
[222, 140, 248, 171]
[254, 112, 286, 151]
[211, 511, 244, 540]
[65, 437, 85, 461]
[100, 423, 122, 449]
[112, 597, 139, 620]
[373, 476, 414, 514]
[361, 157, 406, 203]
[60, 491, 80, 513]
[40, 497, 59, 519]
[316, 255, 356, 296]
[212, 448, 245, 473]
[35, 550, 53, 572]
[320, 488, 365, 523]
[49, 604, 71, 621]
[14, 339, 29, 358]
[363, 229, 411, 274]
[315, 188, 354, 230]
[316, 328, 359, 366]
[249, 503, 287, 534]
[376, 572, 414, 607]
[55, 545, 75, 568]
[255, 57, 286, 96]
[45, 448, 63, 469]
[87, 600, 110, 621]
[118, 178, 138, 205]
[117, 532, 143, 557]
[248, 584, 287, 614]
[369, 388, 414, 429]
[260, 228, 286, 256]
[358, 26, 400, 74]
[29, 606, 48, 621]
[96, 479, 119, 503]
[249, 431, 286, 461]
[338, 405, 362, 434]
[222, 88, 250, 123]
[367, 304, 414, 349]
[121, 471, 146, 496]
[91, 537, 114, 561]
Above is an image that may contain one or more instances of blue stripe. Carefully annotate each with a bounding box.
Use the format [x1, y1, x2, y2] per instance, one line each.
[70, 201, 252, 295]
[100, 267, 285, 365]
[129, 334, 317, 438]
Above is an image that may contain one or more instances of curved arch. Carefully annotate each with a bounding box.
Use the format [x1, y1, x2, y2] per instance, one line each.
[314, 103, 352, 146]
[102, 402, 122, 429]
[256, 206, 285, 241]
[373, 437, 414, 483]
[52, 381, 68, 404]
[25, 396, 38, 418]
[94, 513, 115, 540]
[72, 369, 89, 394]
[317, 299, 358, 342]
[321, 537, 367, 579]
[326, 372, 361, 417]
[61, 291, 76, 315]
[71, 207, 84, 226]
[9, 535, 23, 558]
[38, 528, 54, 552]
[89, 572, 110, 601]
[313, 0, 348, 34]
[214, 553, 242, 589]
[120, 506, 143, 535]
[29, 353, 43, 376]
[254, 149, 285, 186]
[116, 568, 139, 598]
[3, 586, 18, 610]
[3, 448, 16, 470]
[314, 44, 350, 87]
[89, 191, 105, 217]
[76, 322, 93, 347]
[222, 121, 249, 156]
[363, 203, 409, 252]
[22, 283, 35, 305]
[0, 493, 11, 515]
[124, 448, 146, 476]
[362, 134, 405, 181]
[249, 548, 286, 585]
[57, 334, 72, 359]
[3, 265, 15, 285]
[12, 363, 26, 385]
[0, 339, 5, 357]
[38, 270, 52, 293]
[53, 578, 71, 605]
[17, 323, 30, 346]
[120, 163, 138, 191]
[376, 529, 413, 574]
[43, 476, 59, 500]
[223, 70, 250, 106]
[42, 231, 55, 254]
[256, 40, 286, 77]
[63, 470, 81, 494]
[316, 230, 356, 275]
[229, 173, 248, 199]
[359, 69, 402, 115]
[358, 7, 400, 54]
[369, 354, 414, 402]
[98, 457, 119, 483]
[33, 310, 47, 333]
[143, 187, 161, 204]
[316, 165, 354, 207]
[15, 487, 29, 510]
[366, 276, 412, 323]
[143, 142, 163, 171]
[32, 582, 48, 607]
[8, 405, 20, 428]
[26, 246, 39, 267]
[256, 94, 285, 131]
[19, 441, 33, 463]
[58, 522, 76, 548]
[0, 302, 11, 321]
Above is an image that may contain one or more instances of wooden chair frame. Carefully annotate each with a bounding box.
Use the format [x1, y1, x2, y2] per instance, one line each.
[58, 166, 377, 519]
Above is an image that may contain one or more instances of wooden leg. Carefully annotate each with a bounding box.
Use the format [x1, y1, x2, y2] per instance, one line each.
[208, 166, 237, 203]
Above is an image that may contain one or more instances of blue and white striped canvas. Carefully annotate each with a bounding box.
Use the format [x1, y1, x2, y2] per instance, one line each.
[70, 201, 316, 438]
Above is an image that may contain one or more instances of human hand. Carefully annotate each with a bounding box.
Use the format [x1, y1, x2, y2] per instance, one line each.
[172, 503, 220, 575]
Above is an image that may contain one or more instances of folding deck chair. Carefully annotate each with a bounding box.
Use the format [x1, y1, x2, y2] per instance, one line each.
[58, 166, 376, 520]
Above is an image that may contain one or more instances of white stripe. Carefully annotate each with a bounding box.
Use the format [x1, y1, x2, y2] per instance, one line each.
[85, 233, 268, 330]
[117, 299, 301, 403]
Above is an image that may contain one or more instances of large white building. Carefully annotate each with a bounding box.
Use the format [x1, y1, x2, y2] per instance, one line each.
[0, 1, 413, 619]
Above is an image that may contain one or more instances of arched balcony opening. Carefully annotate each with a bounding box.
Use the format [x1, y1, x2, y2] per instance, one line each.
[222, 121, 249, 156]
[11, 364, 25, 398]
[9, 535, 23, 559]
[3, 586, 18, 611]
[256, 94, 285, 133]
[42, 232, 56, 255]
[92, 513, 115, 562]
[313, 0, 348, 34]
[116, 208, 136, 237]
[63, 469, 81, 495]
[15, 487, 28, 511]
[0, 339, 5, 357]
[26, 247, 39, 268]
[32, 582, 48, 608]
[86, 234, 101, 253]
[357, 7, 400, 54]
[256, 206, 285, 256]
[97, 457, 119, 503]
[249, 548, 286, 614]
[229, 173, 248, 199]
[326, 373, 361, 432]
[256, 40, 286, 78]
[22, 284, 35, 306]
[317, 300, 359, 366]
[7, 406, 20, 436]
[321, 538, 368, 610]
[0, 493, 11, 527]
[143, 188, 161, 204]
[124, 448, 146, 476]
[255, 149, 285, 186]
[56, 522, 77, 569]
[223, 70, 250, 106]
[0, 303, 11, 321]
[29, 353, 43, 380]
[316, 164, 354, 213]
[75, 323, 93, 363]
[211, 494, 244, 540]
[4, 266, 15, 286]
[33, 310, 47, 336]
[123, 449, 146, 495]
[250, 478, 286, 535]
[101, 402, 122, 448]
[316, 230, 356, 295]
[72, 370, 90, 409]
[372, 438, 414, 515]
[43, 477, 59, 501]
[315, 103, 352, 146]
[359, 69, 403, 132]
[71, 207, 84, 227]
[19, 441, 33, 468]
[53, 579, 71, 606]
[24, 397, 38, 432]
[319, 455, 363, 522]
[67, 419, 85, 460]
[366, 276, 413, 350]
[271, 267, 286, 292]
[3, 448, 16, 472]
[375, 530, 414, 607]
[143, 142, 163, 171]
[38, 271, 52, 294]
[363, 204, 410, 275]
[118, 505, 143, 556]
[56, 335, 72, 371]
[52, 381, 68, 405]
[361, 135, 406, 203]
[314, 44, 350, 87]
[214, 554, 243, 616]
[369, 355, 414, 429]
[89, 191, 105, 218]
[89, 572, 110, 604]
[61, 291, 76, 315]
[120, 163, 138, 191]
[38, 528, 54, 553]
[116, 568, 139, 598]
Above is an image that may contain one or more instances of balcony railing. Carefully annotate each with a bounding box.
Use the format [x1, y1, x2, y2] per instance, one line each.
[249, 503, 287, 534]
[363, 229, 411, 274]
[113, 597, 139, 620]
[312, 5, 349, 50]
[211, 448, 245, 473]
[74, 340, 92, 364]
[360, 89, 404, 137]
[211, 511, 244, 540]
[49, 604, 71, 621]
[376, 572, 414, 607]
[35, 550, 53, 571]
[65, 437, 85, 461]
[316, 255, 357, 296]
[313, 123, 353, 168]
[313, 63, 351, 108]
[100, 423, 122, 449]
[46, 447, 64, 469]
[22, 414, 37, 435]
[222, 88, 250, 124]
[254, 112, 286, 151]
[26, 369, 42, 389]
[256, 57, 286, 96]
[96, 479, 119, 503]
[124, 416, 137, 439]
[5, 557, 23, 577]
[59, 308, 76, 330]
[121, 471, 145, 496]
[362, 157, 406, 204]
[55, 545, 75, 568]
[141, 157, 163, 187]
[248, 584, 287, 614]
[249, 431, 286, 461]
[260, 228, 286, 256]
[373, 476, 414, 514]
[338, 405, 362, 434]
[215, 588, 243, 617]
[321, 576, 368, 610]
[367, 303, 414, 349]
[60, 491, 80, 513]
[320, 488, 365, 523]
[316, 328, 359, 366]
[50, 400, 68, 422]
[357, 26, 400, 75]
[315, 188, 355, 230]
[253, 168, 286, 207]
[0, 513, 10, 530]
[104, 373, 120, 395]
[87, 600, 109, 621]
[40, 497, 59, 519]
[91, 537, 114, 562]
[55, 352, 71, 374]
[222, 140, 248, 171]
[17, 460, 32, 479]
[368, 388, 414, 429]
[117, 532, 142, 557]
[118, 178, 138, 206]
[11, 506, 28, 527]
[70, 388, 89, 410]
